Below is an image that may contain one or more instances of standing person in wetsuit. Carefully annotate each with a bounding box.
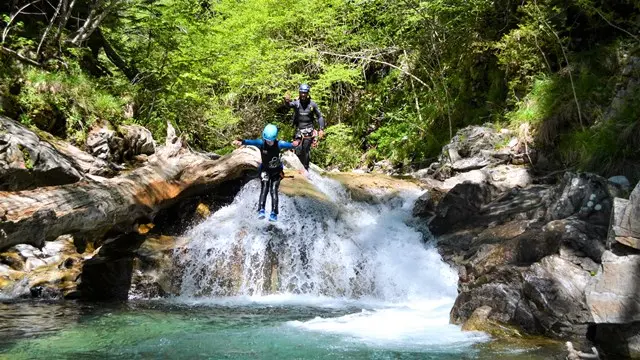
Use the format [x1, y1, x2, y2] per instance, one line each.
[282, 84, 325, 170]
[232, 124, 296, 222]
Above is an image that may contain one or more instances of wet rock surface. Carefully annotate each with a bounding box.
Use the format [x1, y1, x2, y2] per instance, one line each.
[0, 235, 90, 299]
[432, 172, 619, 339]
[410, 127, 636, 349]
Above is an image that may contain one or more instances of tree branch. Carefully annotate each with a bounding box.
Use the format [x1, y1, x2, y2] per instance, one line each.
[0, 46, 41, 67]
[94, 28, 139, 82]
[68, 0, 118, 46]
[52, 0, 74, 47]
[2, 0, 43, 44]
[36, 0, 63, 57]
[317, 50, 429, 87]
[594, 8, 639, 42]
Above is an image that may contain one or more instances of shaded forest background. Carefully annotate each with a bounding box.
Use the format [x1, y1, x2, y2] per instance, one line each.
[1, 0, 639, 180]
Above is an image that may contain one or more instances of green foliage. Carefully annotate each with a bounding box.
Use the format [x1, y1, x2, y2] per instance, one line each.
[313, 124, 362, 170]
[17, 145, 33, 170]
[17, 65, 126, 142]
[557, 84, 640, 180]
[506, 77, 559, 126]
[494, 2, 560, 102]
[1, 0, 639, 178]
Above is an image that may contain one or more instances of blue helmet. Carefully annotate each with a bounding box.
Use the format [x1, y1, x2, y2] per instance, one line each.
[262, 124, 278, 141]
[299, 84, 310, 93]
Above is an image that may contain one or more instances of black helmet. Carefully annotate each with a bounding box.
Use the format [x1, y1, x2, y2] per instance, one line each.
[299, 84, 310, 93]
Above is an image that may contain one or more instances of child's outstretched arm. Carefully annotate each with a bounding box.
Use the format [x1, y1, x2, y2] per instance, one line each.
[232, 139, 264, 148]
[277, 140, 296, 150]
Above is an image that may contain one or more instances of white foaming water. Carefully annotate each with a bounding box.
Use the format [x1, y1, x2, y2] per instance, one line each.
[175, 170, 488, 348]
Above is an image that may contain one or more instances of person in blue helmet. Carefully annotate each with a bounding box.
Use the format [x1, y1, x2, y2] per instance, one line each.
[232, 124, 296, 222]
[282, 84, 325, 170]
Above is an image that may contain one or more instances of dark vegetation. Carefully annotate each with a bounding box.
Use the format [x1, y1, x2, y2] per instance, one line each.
[0, 0, 638, 180]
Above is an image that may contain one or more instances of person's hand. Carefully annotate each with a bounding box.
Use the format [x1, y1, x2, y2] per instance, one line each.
[284, 92, 291, 102]
[318, 129, 325, 139]
[232, 140, 242, 147]
[292, 140, 300, 147]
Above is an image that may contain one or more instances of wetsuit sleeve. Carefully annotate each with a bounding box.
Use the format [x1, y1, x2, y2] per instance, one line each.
[277, 140, 295, 150]
[279, 98, 297, 111]
[285, 99, 298, 108]
[242, 139, 264, 148]
[290, 99, 300, 127]
[312, 101, 325, 129]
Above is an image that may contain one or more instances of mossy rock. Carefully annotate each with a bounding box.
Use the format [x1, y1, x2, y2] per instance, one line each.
[475, 335, 564, 358]
[280, 170, 329, 202]
[326, 172, 425, 203]
[0, 270, 27, 291]
[0, 275, 12, 289]
[0, 251, 25, 270]
[462, 306, 523, 338]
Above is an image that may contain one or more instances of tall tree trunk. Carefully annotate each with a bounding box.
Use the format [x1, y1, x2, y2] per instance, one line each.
[36, 0, 63, 57]
[93, 28, 139, 82]
[68, 0, 116, 46]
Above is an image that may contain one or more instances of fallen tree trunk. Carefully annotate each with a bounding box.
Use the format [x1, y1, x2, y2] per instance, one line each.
[0, 125, 260, 251]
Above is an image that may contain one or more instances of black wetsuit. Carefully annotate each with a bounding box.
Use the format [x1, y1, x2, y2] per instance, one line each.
[283, 98, 325, 169]
[241, 139, 295, 214]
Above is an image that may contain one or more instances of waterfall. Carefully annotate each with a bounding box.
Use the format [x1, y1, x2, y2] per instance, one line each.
[172, 171, 489, 348]
[176, 171, 458, 303]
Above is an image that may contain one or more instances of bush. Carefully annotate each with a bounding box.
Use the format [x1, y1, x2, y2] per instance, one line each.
[313, 124, 362, 170]
[17, 65, 126, 143]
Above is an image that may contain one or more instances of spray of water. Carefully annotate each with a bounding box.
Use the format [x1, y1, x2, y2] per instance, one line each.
[173, 171, 487, 348]
[177, 172, 457, 302]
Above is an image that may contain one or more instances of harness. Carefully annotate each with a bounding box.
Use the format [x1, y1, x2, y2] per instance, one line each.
[298, 128, 319, 148]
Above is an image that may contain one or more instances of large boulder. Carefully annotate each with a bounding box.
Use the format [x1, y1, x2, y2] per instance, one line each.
[521, 256, 592, 336]
[0, 116, 83, 190]
[120, 125, 156, 157]
[451, 255, 592, 338]
[432, 173, 616, 340]
[77, 231, 187, 301]
[544, 172, 613, 226]
[428, 181, 499, 236]
[544, 218, 607, 263]
[86, 124, 158, 164]
[586, 251, 640, 324]
[86, 126, 125, 163]
[129, 235, 187, 298]
[413, 125, 532, 182]
[584, 181, 640, 360]
[608, 181, 640, 250]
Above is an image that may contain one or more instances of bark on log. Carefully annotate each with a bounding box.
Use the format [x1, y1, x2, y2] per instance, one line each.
[0, 126, 260, 251]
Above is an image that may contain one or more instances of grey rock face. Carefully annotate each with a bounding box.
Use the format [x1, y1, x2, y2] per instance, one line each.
[432, 173, 615, 338]
[86, 127, 123, 162]
[86, 125, 158, 163]
[120, 125, 156, 157]
[0, 116, 83, 190]
[587, 251, 640, 324]
[544, 172, 612, 226]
